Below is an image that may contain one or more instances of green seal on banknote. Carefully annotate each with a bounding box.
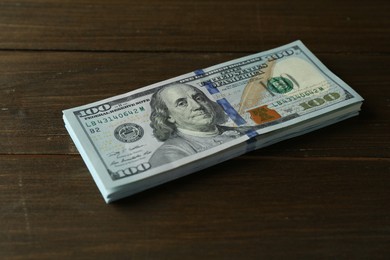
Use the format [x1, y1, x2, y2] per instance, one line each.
[267, 77, 293, 94]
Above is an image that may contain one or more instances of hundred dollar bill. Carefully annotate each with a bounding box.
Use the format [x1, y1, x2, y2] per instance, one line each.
[63, 41, 363, 203]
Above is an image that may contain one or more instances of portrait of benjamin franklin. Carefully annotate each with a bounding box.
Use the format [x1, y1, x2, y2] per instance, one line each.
[148, 83, 246, 167]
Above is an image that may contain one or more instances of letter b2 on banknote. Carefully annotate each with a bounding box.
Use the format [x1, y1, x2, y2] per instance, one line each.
[63, 41, 363, 203]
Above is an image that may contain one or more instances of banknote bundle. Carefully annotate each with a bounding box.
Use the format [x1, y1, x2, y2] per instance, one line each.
[63, 41, 363, 203]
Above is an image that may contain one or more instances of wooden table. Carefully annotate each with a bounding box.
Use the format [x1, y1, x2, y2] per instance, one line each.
[1, 0, 389, 258]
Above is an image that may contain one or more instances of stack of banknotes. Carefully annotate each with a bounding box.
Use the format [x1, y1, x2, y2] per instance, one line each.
[63, 41, 363, 203]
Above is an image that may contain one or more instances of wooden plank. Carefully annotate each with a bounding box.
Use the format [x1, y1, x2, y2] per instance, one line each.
[0, 0, 388, 52]
[0, 0, 388, 258]
[0, 52, 388, 157]
[0, 155, 389, 258]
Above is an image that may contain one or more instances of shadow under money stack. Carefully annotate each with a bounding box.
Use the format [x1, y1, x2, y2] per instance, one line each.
[63, 41, 363, 203]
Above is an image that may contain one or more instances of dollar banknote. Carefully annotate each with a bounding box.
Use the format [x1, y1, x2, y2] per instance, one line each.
[63, 41, 363, 203]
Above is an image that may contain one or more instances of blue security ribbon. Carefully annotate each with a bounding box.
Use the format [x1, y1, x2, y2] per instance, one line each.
[194, 68, 258, 138]
[203, 80, 220, 95]
[245, 129, 258, 138]
[194, 69, 205, 76]
[216, 98, 246, 126]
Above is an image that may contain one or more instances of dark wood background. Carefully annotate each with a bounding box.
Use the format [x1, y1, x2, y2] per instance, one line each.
[1, 0, 389, 258]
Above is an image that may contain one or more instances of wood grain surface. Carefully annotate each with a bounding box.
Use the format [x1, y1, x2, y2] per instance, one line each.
[0, 0, 389, 259]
